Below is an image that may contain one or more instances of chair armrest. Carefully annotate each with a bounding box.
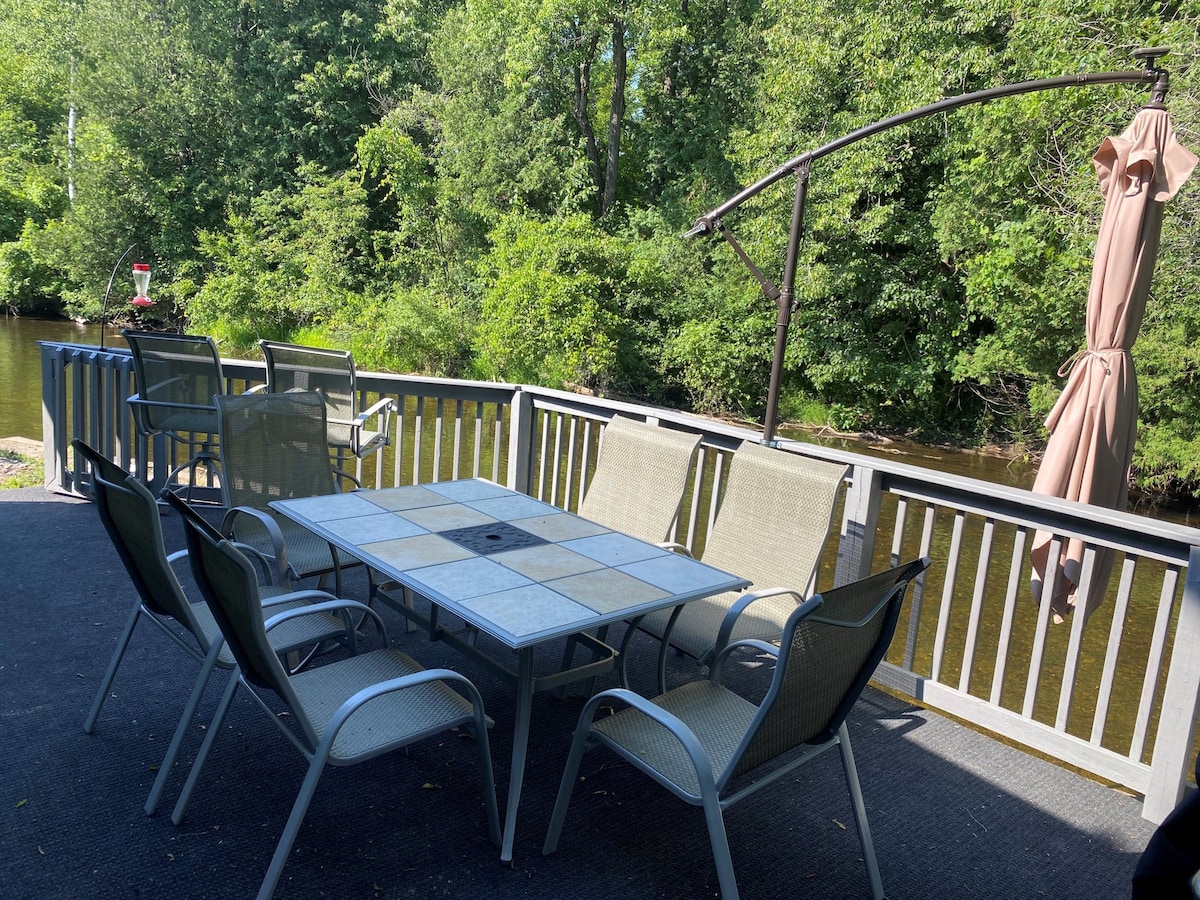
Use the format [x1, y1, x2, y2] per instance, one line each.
[712, 586, 808, 659]
[656, 541, 694, 557]
[578, 688, 719, 790]
[243, 383, 267, 394]
[263, 598, 387, 644]
[221, 506, 290, 585]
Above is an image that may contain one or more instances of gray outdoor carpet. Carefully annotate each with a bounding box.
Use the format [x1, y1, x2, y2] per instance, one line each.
[1, 485, 1158, 899]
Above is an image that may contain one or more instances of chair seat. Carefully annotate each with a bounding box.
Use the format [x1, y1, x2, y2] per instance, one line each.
[157, 410, 219, 436]
[593, 681, 757, 796]
[290, 649, 478, 762]
[189, 592, 344, 668]
[644, 588, 801, 662]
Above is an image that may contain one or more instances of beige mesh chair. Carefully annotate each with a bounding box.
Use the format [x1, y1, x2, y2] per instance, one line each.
[628, 441, 848, 693]
[577, 414, 703, 543]
[172, 511, 501, 900]
[544, 557, 932, 900]
[123, 329, 225, 497]
[557, 415, 702, 683]
[71, 439, 354, 818]
[216, 391, 366, 598]
[258, 340, 394, 468]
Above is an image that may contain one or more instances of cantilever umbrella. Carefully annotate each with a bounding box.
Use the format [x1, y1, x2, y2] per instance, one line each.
[1030, 104, 1196, 622]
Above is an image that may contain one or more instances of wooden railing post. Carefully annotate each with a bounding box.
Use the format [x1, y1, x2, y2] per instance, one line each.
[1143, 544, 1200, 822]
[506, 387, 534, 495]
[835, 463, 882, 585]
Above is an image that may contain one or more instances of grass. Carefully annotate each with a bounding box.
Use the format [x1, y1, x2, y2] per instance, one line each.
[0, 450, 43, 489]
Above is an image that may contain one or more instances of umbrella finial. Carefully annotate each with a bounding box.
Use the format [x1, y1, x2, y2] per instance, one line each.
[1133, 47, 1170, 109]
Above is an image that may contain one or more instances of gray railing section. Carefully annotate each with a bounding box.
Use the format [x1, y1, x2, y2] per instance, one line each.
[40, 341, 1200, 823]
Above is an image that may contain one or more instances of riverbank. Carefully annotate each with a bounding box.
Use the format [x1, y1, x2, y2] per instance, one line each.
[0, 437, 41, 486]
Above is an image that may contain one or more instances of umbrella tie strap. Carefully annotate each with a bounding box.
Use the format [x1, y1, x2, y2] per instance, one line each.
[1057, 347, 1128, 379]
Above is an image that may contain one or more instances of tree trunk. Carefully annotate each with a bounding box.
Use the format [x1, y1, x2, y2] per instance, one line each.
[572, 27, 602, 200]
[600, 17, 626, 217]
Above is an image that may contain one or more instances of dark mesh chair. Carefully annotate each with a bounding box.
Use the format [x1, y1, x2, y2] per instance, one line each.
[215, 391, 366, 598]
[123, 329, 225, 497]
[171, 510, 500, 899]
[544, 557, 932, 900]
[258, 340, 394, 468]
[71, 439, 353, 817]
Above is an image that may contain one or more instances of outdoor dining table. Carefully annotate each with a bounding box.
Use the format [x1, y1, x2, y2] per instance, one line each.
[270, 478, 749, 861]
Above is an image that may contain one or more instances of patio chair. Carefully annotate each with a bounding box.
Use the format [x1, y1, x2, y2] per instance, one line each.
[626, 440, 848, 692]
[171, 511, 501, 900]
[543, 556, 932, 900]
[71, 439, 354, 817]
[123, 329, 225, 497]
[215, 391, 368, 599]
[577, 414, 703, 544]
[258, 340, 395, 470]
[556, 414, 702, 686]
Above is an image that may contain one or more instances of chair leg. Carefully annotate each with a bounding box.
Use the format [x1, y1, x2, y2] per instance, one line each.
[542, 705, 599, 853]
[700, 787, 740, 900]
[257, 753, 328, 900]
[83, 602, 143, 733]
[838, 724, 884, 900]
[171, 672, 239, 825]
[144, 645, 222, 815]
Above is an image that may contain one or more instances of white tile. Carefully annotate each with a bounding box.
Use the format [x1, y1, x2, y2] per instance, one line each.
[560, 532, 665, 567]
[407, 556, 533, 602]
[321, 512, 427, 545]
[276, 492, 379, 522]
[461, 584, 597, 638]
[618, 554, 748, 596]
[425, 479, 511, 502]
[467, 493, 558, 522]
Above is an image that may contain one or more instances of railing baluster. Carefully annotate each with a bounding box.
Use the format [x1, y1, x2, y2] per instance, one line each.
[432, 398, 445, 482]
[930, 509, 965, 683]
[564, 416, 579, 511]
[1130, 565, 1181, 761]
[1024, 536, 1063, 719]
[452, 399, 463, 481]
[1056, 545, 1099, 731]
[959, 517, 995, 694]
[991, 526, 1028, 706]
[902, 503, 937, 672]
[413, 397, 425, 485]
[889, 496, 909, 568]
[536, 411, 551, 502]
[1092, 556, 1137, 744]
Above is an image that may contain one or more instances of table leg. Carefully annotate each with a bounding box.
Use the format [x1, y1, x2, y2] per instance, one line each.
[500, 647, 535, 862]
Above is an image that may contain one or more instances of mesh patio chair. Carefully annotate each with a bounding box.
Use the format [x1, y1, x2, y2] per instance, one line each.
[544, 557, 932, 900]
[577, 414, 703, 544]
[123, 329, 225, 497]
[71, 439, 354, 817]
[555, 415, 703, 683]
[626, 440, 848, 692]
[171, 511, 501, 900]
[258, 340, 395, 469]
[215, 391, 368, 600]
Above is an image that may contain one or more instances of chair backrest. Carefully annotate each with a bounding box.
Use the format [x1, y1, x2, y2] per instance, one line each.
[180, 514, 313, 742]
[122, 330, 224, 434]
[731, 557, 931, 781]
[216, 392, 339, 510]
[259, 340, 357, 450]
[701, 441, 848, 598]
[71, 438, 207, 639]
[577, 415, 703, 544]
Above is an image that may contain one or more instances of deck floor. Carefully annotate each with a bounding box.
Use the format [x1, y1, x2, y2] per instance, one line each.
[0, 485, 1158, 899]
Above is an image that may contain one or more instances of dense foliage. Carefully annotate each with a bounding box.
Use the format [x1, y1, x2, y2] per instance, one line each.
[2, 0, 1198, 496]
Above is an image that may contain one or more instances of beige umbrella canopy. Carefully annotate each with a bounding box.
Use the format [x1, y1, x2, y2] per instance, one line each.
[1031, 105, 1197, 622]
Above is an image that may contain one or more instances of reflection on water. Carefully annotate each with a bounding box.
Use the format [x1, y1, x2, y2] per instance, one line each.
[0, 316, 105, 440]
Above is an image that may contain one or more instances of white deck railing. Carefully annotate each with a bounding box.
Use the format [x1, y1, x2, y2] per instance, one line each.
[40, 340, 1200, 823]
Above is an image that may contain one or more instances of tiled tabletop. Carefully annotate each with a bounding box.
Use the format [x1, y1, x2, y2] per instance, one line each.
[273, 479, 748, 649]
